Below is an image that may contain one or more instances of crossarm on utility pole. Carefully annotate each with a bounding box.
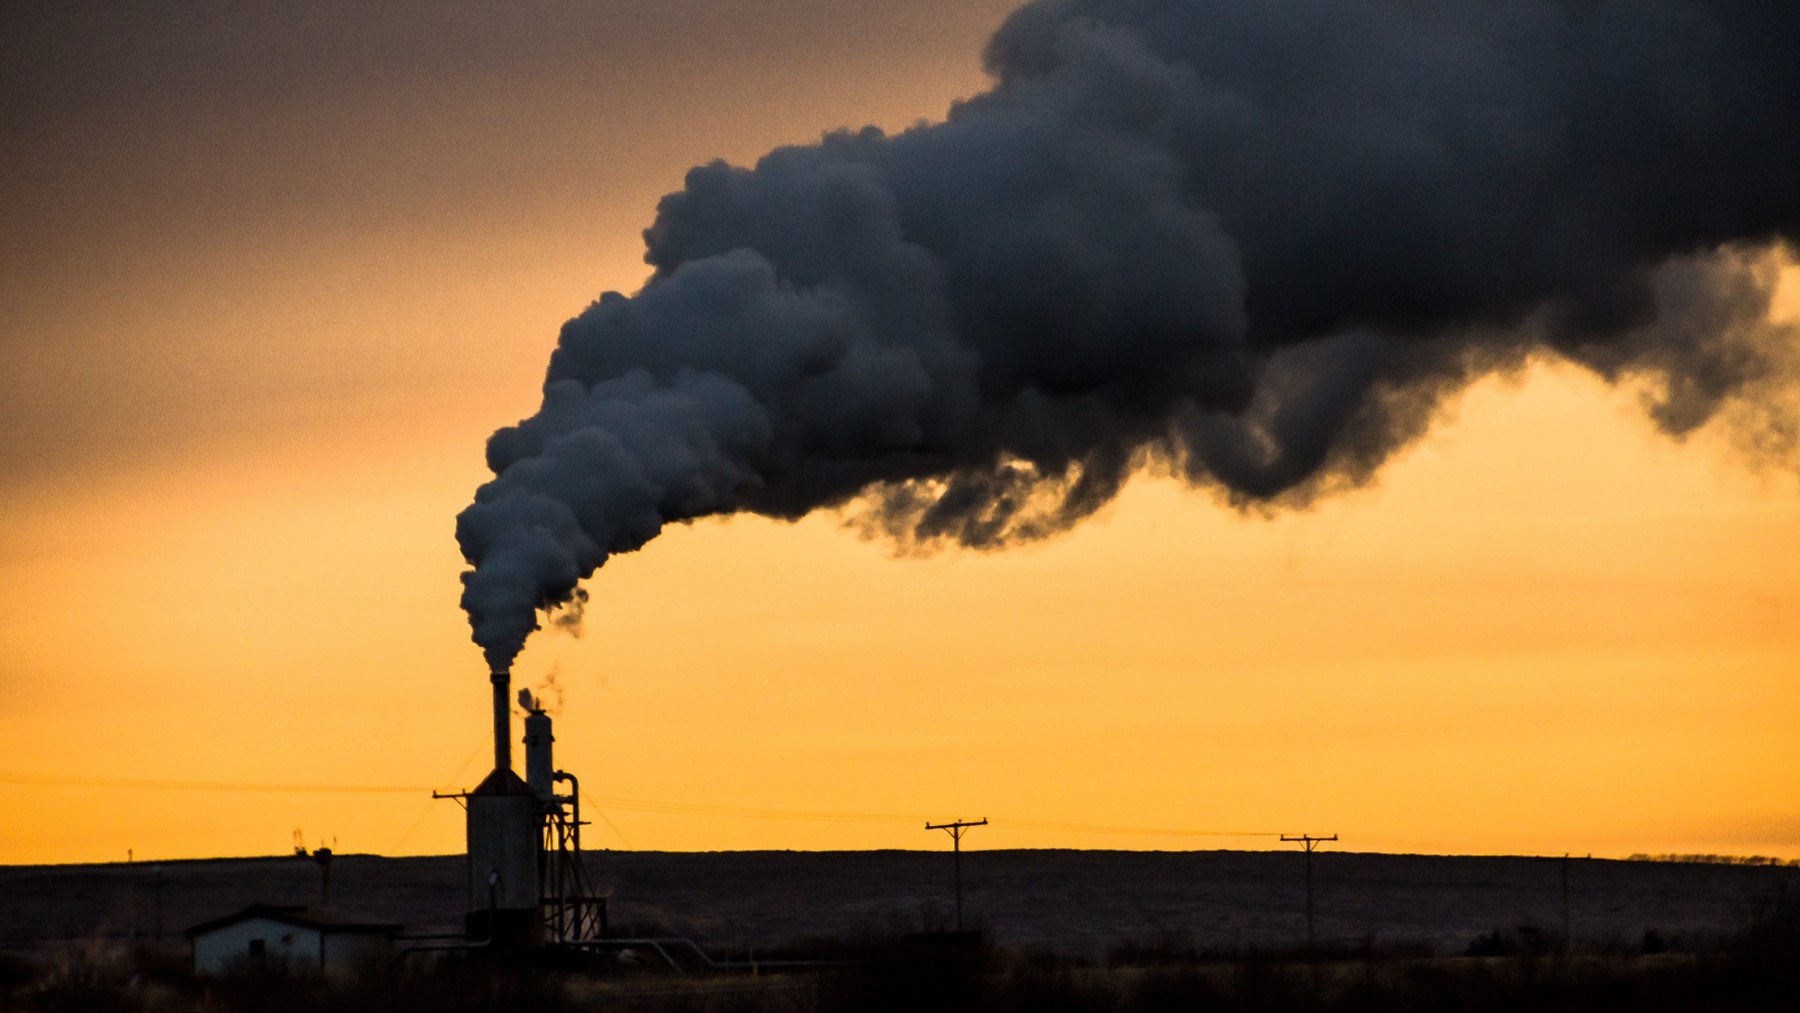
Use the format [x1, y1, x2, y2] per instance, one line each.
[926, 818, 988, 932]
[1280, 834, 1338, 966]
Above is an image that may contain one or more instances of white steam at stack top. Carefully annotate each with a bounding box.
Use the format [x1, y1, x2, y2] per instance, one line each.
[457, 0, 1800, 676]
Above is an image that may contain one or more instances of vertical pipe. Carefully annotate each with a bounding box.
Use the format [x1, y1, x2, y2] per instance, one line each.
[557, 772, 582, 852]
[491, 670, 511, 772]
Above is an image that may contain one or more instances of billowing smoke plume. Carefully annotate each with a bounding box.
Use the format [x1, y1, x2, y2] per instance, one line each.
[457, 0, 1800, 674]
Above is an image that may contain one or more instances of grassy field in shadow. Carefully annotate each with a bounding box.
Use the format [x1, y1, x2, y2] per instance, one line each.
[4, 887, 1794, 1012]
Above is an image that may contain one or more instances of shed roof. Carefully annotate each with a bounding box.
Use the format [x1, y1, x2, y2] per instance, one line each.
[185, 903, 401, 938]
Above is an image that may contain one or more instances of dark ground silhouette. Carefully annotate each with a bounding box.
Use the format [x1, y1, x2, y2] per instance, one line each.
[3, 850, 1792, 960]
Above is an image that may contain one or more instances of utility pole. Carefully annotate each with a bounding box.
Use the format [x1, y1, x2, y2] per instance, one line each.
[1281, 834, 1337, 960]
[1561, 853, 1571, 955]
[926, 818, 987, 931]
[314, 847, 334, 908]
[153, 865, 164, 940]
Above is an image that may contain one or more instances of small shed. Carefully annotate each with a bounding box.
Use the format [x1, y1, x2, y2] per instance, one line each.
[186, 904, 400, 976]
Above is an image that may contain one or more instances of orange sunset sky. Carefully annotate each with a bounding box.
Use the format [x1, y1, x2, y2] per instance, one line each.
[2, 1, 1797, 867]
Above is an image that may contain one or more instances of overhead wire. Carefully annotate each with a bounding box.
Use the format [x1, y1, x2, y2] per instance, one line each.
[576, 788, 634, 849]
[991, 817, 1279, 839]
[580, 793, 931, 825]
[385, 737, 490, 854]
[0, 773, 439, 794]
[0, 771, 1279, 841]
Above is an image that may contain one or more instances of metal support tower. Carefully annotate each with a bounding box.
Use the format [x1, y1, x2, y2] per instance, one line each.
[539, 771, 607, 943]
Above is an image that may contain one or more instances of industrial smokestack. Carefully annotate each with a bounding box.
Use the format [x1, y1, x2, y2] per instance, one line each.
[457, 0, 1800, 673]
[466, 676, 538, 946]
[490, 670, 510, 773]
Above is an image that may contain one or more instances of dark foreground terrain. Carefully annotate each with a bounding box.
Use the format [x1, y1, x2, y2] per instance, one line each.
[2, 908, 1797, 1013]
[3, 849, 1793, 957]
[2, 850, 1796, 1011]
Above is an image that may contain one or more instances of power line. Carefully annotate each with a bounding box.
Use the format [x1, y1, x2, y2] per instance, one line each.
[0, 773, 437, 794]
[0, 771, 1280, 840]
[583, 795, 931, 824]
[577, 788, 635, 850]
[526, 798, 1282, 839]
[994, 817, 1277, 839]
[386, 737, 491, 854]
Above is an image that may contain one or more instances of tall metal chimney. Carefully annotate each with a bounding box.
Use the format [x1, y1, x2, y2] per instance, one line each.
[464, 669, 537, 948]
[490, 670, 511, 772]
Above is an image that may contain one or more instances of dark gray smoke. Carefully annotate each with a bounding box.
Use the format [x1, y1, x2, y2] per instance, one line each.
[457, 0, 1800, 674]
